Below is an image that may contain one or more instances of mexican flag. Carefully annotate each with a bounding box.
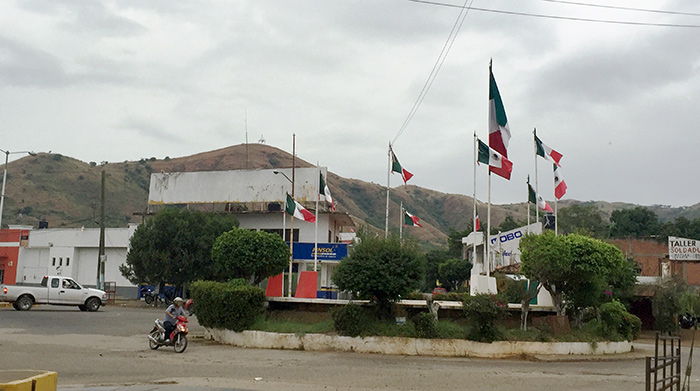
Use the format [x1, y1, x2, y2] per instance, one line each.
[477, 139, 512, 180]
[554, 164, 568, 200]
[286, 193, 316, 223]
[319, 172, 335, 212]
[474, 214, 480, 231]
[404, 210, 422, 227]
[391, 148, 413, 184]
[535, 134, 563, 167]
[488, 64, 512, 180]
[528, 183, 553, 212]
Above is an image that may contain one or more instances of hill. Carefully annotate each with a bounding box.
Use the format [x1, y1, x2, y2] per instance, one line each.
[1, 144, 697, 248]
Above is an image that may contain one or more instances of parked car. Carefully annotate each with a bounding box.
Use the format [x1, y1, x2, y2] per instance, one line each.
[0, 275, 107, 311]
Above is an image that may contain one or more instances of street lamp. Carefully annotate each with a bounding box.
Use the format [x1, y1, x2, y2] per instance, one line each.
[274, 169, 295, 297]
[0, 149, 37, 229]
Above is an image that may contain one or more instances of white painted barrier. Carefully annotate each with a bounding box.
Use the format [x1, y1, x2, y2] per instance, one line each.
[204, 328, 632, 358]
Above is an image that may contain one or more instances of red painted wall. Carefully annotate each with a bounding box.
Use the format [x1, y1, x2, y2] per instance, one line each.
[0, 229, 25, 286]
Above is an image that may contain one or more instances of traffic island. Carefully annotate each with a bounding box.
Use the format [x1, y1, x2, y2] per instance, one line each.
[0, 370, 57, 391]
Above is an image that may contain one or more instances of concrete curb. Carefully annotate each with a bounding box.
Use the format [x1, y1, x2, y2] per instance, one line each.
[204, 328, 634, 359]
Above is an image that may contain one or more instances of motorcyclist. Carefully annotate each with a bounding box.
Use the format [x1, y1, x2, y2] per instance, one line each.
[163, 297, 186, 343]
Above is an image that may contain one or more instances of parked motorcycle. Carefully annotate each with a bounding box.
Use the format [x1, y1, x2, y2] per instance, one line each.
[147, 315, 188, 353]
[141, 287, 173, 307]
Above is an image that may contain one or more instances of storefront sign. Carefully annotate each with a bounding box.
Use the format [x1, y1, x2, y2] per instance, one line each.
[669, 236, 700, 261]
[292, 243, 348, 261]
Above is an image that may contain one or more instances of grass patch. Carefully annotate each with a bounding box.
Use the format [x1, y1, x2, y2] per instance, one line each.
[250, 317, 335, 334]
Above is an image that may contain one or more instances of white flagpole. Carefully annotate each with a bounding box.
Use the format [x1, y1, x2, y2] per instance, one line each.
[385, 142, 391, 238]
[314, 164, 320, 272]
[533, 128, 539, 224]
[553, 163, 558, 236]
[282, 191, 286, 243]
[527, 177, 531, 232]
[486, 172, 491, 277]
[472, 132, 477, 252]
[399, 201, 403, 240]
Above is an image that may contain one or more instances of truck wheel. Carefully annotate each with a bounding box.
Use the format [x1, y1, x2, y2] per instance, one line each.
[12, 302, 20, 310]
[16, 296, 33, 311]
[85, 297, 100, 312]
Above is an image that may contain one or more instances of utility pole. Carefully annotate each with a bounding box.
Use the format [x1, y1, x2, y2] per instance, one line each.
[96, 169, 106, 290]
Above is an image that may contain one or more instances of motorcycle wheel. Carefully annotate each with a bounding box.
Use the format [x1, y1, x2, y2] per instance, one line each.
[148, 330, 161, 350]
[144, 295, 154, 305]
[173, 334, 187, 353]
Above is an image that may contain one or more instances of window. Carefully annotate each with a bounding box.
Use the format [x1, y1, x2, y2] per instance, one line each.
[262, 228, 299, 242]
[52, 257, 56, 266]
[66, 258, 70, 266]
[59, 258, 63, 266]
[51, 278, 59, 288]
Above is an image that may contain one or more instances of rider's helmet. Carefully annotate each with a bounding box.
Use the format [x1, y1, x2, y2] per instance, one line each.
[174, 297, 184, 305]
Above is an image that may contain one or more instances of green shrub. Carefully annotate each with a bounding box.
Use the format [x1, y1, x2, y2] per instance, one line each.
[432, 292, 466, 301]
[190, 280, 266, 332]
[652, 277, 687, 333]
[414, 312, 438, 338]
[462, 294, 506, 342]
[333, 303, 371, 337]
[599, 300, 641, 341]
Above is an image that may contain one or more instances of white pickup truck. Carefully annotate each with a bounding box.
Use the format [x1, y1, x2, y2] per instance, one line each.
[0, 275, 107, 311]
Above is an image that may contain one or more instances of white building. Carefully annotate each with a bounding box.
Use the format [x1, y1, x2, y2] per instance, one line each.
[9, 224, 138, 296]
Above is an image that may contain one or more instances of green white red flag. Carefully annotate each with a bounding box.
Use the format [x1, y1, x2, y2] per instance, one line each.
[404, 210, 422, 227]
[488, 64, 512, 180]
[286, 193, 316, 223]
[391, 148, 413, 184]
[319, 172, 335, 212]
[554, 164, 567, 200]
[535, 134, 563, 167]
[528, 183, 553, 212]
[477, 139, 512, 180]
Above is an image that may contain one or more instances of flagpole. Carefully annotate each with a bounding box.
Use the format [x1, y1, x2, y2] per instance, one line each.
[472, 132, 477, 260]
[288, 134, 296, 297]
[385, 142, 391, 238]
[486, 172, 491, 278]
[533, 128, 539, 225]
[527, 176, 531, 232]
[314, 164, 320, 272]
[553, 163, 558, 236]
[399, 201, 403, 240]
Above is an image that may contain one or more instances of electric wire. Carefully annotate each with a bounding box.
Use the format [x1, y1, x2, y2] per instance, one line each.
[406, 0, 700, 28]
[392, 0, 473, 145]
[538, 0, 700, 17]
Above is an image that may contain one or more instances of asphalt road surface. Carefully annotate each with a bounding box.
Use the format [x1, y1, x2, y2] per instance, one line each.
[0, 303, 695, 390]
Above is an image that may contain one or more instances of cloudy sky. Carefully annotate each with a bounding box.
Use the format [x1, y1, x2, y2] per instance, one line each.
[1, 0, 699, 207]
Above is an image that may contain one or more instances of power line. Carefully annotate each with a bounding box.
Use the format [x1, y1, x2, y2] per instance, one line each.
[393, 0, 473, 145]
[538, 0, 700, 18]
[406, 0, 700, 28]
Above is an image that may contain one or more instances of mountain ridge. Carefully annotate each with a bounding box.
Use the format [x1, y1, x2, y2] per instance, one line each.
[2, 144, 698, 247]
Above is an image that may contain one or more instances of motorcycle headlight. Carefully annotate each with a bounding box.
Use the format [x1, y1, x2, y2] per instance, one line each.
[177, 324, 186, 332]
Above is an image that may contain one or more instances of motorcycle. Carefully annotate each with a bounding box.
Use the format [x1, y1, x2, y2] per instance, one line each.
[141, 287, 173, 307]
[147, 315, 188, 353]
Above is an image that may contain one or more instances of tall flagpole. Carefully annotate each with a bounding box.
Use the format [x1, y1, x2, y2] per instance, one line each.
[533, 128, 539, 224]
[399, 201, 403, 240]
[527, 176, 531, 232]
[314, 163, 320, 272]
[288, 134, 296, 297]
[486, 172, 491, 277]
[472, 132, 477, 248]
[553, 163, 559, 236]
[385, 142, 391, 238]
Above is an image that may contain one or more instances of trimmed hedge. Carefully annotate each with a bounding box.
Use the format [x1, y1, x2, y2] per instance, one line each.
[333, 303, 371, 337]
[190, 280, 266, 332]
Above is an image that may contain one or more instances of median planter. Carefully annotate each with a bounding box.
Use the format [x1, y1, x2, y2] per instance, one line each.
[204, 328, 632, 358]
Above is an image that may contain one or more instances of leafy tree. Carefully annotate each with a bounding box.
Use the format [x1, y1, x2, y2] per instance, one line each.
[333, 228, 425, 318]
[652, 277, 688, 333]
[520, 231, 571, 315]
[120, 208, 238, 287]
[424, 248, 448, 291]
[437, 257, 472, 292]
[558, 204, 607, 238]
[496, 215, 524, 233]
[608, 206, 659, 238]
[211, 227, 290, 285]
[659, 217, 700, 241]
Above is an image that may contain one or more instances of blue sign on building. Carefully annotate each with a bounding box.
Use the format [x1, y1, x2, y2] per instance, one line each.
[291, 242, 348, 261]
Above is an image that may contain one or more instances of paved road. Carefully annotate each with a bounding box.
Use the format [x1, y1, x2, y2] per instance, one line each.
[0, 304, 696, 390]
